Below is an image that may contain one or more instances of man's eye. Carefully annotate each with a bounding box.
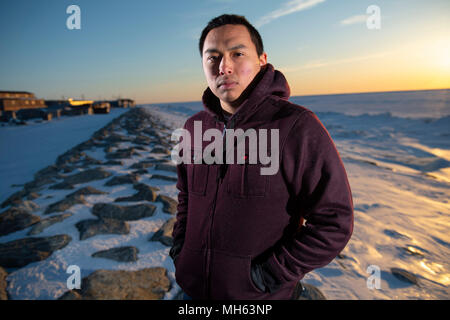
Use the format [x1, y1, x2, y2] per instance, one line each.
[208, 56, 218, 61]
[234, 52, 244, 57]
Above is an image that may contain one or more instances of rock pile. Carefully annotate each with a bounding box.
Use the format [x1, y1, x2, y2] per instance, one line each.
[0, 107, 180, 300]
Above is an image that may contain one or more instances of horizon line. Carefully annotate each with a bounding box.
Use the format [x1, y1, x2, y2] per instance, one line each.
[140, 87, 450, 106]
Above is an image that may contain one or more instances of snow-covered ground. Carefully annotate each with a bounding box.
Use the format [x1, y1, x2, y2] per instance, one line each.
[0, 89, 449, 299]
[147, 91, 450, 300]
[0, 108, 129, 205]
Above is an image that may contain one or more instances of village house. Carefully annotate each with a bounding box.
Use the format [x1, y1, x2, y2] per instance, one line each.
[1, 90, 135, 122]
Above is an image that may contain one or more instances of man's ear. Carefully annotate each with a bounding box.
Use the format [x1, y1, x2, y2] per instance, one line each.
[259, 52, 268, 66]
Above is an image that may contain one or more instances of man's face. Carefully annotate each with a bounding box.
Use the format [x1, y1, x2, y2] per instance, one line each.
[202, 24, 267, 107]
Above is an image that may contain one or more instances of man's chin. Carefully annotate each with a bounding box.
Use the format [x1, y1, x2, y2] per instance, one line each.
[219, 94, 239, 104]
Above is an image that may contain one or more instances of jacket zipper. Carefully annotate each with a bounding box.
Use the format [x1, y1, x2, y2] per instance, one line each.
[205, 118, 233, 298]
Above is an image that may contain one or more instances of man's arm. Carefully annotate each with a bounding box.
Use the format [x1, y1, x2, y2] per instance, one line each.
[170, 162, 188, 264]
[169, 146, 189, 265]
[253, 110, 354, 293]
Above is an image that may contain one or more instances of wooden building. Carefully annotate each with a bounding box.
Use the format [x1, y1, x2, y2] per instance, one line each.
[0, 91, 46, 112]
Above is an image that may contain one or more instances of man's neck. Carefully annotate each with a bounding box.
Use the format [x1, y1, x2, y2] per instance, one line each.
[220, 101, 238, 115]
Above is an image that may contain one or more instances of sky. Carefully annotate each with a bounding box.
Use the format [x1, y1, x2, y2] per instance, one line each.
[0, 0, 449, 104]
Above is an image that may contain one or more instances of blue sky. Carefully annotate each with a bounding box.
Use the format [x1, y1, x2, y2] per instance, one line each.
[0, 0, 449, 103]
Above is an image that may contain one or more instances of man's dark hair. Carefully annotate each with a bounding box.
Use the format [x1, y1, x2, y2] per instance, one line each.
[199, 14, 264, 58]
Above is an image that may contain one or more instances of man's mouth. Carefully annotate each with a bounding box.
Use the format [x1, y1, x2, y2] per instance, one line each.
[218, 81, 237, 89]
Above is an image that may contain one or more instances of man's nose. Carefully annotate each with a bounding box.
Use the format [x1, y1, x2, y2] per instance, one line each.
[218, 56, 232, 75]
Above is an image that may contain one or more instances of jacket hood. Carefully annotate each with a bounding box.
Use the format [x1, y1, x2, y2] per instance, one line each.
[201, 63, 290, 125]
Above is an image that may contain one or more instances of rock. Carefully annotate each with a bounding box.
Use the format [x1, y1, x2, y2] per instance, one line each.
[33, 165, 60, 181]
[132, 169, 148, 175]
[28, 213, 73, 235]
[62, 168, 112, 185]
[58, 290, 83, 300]
[143, 127, 159, 138]
[383, 229, 411, 240]
[143, 158, 172, 164]
[93, 128, 111, 140]
[76, 218, 130, 240]
[45, 194, 86, 214]
[58, 267, 170, 300]
[104, 133, 133, 144]
[154, 163, 177, 173]
[105, 148, 136, 160]
[391, 268, 420, 286]
[69, 186, 107, 197]
[399, 245, 428, 257]
[114, 184, 158, 203]
[82, 156, 103, 166]
[0, 206, 41, 236]
[56, 149, 86, 166]
[104, 174, 139, 186]
[133, 145, 147, 151]
[150, 174, 177, 183]
[26, 192, 40, 200]
[102, 160, 123, 166]
[156, 195, 177, 214]
[134, 182, 160, 193]
[133, 135, 152, 146]
[49, 181, 75, 190]
[129, 161, 154, 170]
[0, 267, 8, 300]
[103, 145, 115, 154]
[1, 189, 28, 208]
[0, 235, 72, 268]
[150, 218, 176, 246]
[297, 283, 327, 300]
[61, 166, 74, 174]
[151, 146, 170, 155]
[14, 200, 40, 212]
[92, 246, 139, 262]
[23, 176, 57, 192]
[92, 203, 156, 221]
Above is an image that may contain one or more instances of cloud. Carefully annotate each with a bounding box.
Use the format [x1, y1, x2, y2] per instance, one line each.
[340, 14, 367, 26]
[255, 0, 326, 28]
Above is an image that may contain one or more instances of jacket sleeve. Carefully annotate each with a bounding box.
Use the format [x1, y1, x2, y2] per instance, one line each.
[258, 110, 354, 292]
[169, 124, 190, 264]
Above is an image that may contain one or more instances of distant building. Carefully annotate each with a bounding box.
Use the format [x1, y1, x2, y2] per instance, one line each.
[109, 99, 135, 108]
[93, 101, 110, 114]
[67, 98, 94, 106]
[45, 100, 71, 109]
[0, 91, 46, 112]
[1, 91, 135, 122]
[46, 98, 134, 110]
[0, 91, 35, 99]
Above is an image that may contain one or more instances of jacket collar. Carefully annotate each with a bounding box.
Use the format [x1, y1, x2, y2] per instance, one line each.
[201, 63, 290, 127]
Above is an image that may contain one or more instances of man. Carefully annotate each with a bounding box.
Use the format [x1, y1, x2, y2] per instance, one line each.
[169, 14, 354, 300]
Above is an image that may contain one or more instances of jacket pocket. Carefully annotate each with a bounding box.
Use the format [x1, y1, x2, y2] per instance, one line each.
[209, 250, 264, 299]
[186, 148, 209, 196]
[174, 246, 206, 299]
[227, 162, 268, 198]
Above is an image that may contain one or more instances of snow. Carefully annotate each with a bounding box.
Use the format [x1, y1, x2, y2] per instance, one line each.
[0, 108, 129, 205]
[0, 89, 449, 300]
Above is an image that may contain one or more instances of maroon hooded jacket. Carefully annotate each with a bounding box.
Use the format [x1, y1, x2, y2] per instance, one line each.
[170, 63, 354, 300]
